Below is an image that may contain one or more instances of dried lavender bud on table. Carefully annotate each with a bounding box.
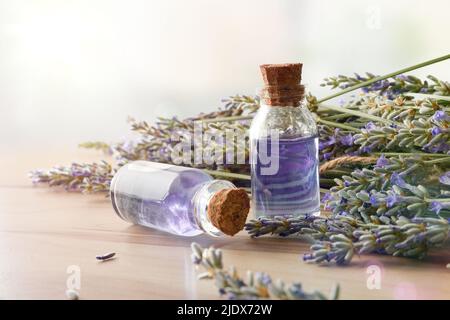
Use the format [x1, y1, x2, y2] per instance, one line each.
[96, 252, 116, 261]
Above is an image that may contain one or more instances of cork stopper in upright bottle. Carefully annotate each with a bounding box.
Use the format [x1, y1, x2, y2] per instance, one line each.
[207, 188, 250, 236]
[260, 63, 305, 107]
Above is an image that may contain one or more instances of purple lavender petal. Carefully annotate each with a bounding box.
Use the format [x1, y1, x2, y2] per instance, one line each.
[323, 151, 334, 160]
[425, 142, 450, 153]
[319, 136, 336, 150]
[431, 126, 442, 136]
[364, 122, 377, 131]
[396, 75, 408, 81]
[355, 73, 365, 81]
[439, 172, 450, 185]
[390, 172, 408, 189]
[339, 134, 354, 146]
[321, 192, 333, 203]
[385, 191, 398, 208]
[370, 194, 379, 206]
[429, 201, 442, 214]
[432, 111, 450, 122]
[375, 154, 389, 168]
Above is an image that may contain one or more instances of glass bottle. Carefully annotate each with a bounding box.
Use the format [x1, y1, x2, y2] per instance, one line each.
[250, 63, 320, 217]
[110, 161, 250, 237]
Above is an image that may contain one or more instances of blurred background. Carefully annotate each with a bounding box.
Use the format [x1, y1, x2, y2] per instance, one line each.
[1, 0, 449, 149]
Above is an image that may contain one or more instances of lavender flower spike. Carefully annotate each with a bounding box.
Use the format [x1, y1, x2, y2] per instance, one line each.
[191, 242, 339, 300]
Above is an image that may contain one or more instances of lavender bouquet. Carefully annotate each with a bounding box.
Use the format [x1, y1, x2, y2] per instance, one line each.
[31, 55, 450, 269]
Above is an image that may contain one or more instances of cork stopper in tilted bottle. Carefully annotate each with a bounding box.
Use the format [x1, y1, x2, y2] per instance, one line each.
[260, 63, 305, 107]
[207, 188, 250, 236]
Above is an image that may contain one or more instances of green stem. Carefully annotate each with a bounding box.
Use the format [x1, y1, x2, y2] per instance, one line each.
[318, 104, 396, 125]
[322, 169, 353, 176]
[317, 54, 450, 103]
[425, 198, 450, 203]
[424, 158, 450, 165]
[317, 118, 361, 132]
[373, 152, 450, 158]
[404, 93, 450, 101]
[203, 106, 392, 128]
[202, 169, 251, 181]
[342, 122, 367, 128]
[200, 115, 253, 123]
[322, 113, 353, 121]
[320, 178, 336, 184]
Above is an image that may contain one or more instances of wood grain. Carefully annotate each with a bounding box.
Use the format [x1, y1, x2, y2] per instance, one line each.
[0, 146, 449, 299]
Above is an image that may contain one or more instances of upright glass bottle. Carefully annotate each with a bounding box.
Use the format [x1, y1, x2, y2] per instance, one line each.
[110, 161, 250, 237]
[250, 63, 320, 217]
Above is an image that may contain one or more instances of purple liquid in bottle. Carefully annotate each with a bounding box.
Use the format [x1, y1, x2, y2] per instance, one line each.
[111, 162, 212, 236]
[252, 135, 320, 216]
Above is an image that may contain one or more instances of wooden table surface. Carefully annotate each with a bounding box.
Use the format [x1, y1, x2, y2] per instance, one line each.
[1, 146, 449, 300]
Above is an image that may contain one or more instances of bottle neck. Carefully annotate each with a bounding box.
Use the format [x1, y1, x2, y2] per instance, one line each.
[192, 179, 237, 237]
[260, 85, 305, 107]
[259, 100, 306, 110]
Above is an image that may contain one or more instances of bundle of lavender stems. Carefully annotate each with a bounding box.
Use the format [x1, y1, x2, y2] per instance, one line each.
[30, 55, 450, 266]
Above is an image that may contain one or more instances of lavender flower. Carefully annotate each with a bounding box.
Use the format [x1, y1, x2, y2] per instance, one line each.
[329, 155, 450, 222]
[375, 154, 389, 168]
[319, 135, 336, 150]
[439, 172, 450, 185]
[318, 126, 358, 161]
[323, 152, 334, 160]
[432, 126, 443, 136]
[370, 194, 382, 206]
[390, 172, 409, 188]
[429, 201, 450, 215]
[364, 122, 378, 131]
[432, 111, 450, 122]
[426, 142, 450, 154]
[321, 192, 333, 203]
[385, 191, 398, 208]
[430, 202, 443, 214]
[339, 134, 354, 146]
[353, 115, 450, 155]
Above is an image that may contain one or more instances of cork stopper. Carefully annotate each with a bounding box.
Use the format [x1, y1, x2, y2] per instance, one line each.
[260, 63, 305, 107]
[207, 188, 250, 236]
